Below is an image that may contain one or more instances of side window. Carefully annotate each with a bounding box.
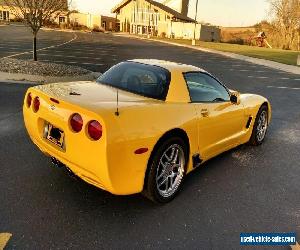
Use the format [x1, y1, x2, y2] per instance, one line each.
[184, 72, 230, 103]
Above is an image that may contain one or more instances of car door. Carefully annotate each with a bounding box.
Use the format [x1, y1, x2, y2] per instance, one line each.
[184, 72, 247, 159]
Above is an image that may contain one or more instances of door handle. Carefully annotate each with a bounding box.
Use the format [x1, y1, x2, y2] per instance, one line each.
[201, 109, 209, 117]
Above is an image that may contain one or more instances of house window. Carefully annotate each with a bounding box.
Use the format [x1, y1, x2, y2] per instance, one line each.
[0, 11, 10, 21]
[102, 21, 106, 29]
[109, 22, 113, 29]
[154, 9, 159, 21]
[59, 16, 65, 23]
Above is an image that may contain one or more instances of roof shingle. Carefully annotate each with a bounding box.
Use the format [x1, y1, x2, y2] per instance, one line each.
[112, 0, 195, 23]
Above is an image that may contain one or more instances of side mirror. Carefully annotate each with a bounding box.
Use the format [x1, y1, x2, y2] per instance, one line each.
[95, 72, 103, 81]
[230, 95, 238, 103]
[230, 91, 240, 104]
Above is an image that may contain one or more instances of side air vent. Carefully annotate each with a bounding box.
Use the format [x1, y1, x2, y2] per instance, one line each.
[246, 117, 253, 129]
[192, 153, 203, 168]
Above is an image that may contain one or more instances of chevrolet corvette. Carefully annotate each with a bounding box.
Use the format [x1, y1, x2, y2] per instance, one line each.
[23, 59, 271, 203]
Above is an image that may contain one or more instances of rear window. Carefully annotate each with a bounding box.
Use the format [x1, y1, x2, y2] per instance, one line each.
[96, 62, 171, 100]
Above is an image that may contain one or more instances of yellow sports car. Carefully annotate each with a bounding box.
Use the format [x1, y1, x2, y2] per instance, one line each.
[23, 59, 271, 203]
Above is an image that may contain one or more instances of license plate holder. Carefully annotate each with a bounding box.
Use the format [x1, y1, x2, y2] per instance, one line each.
[46, 123, 65, 148]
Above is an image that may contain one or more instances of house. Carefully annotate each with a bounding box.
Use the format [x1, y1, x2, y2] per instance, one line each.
[59, 12, 118, 31]
[111, 0, 220, 41]
[100, 15, 118, 31]
[66, 12, 101, 29]
[112, 0, 194, 36]
[0, 0, 68, 23]
[0, 0, 118, 32]
[0, 0, 10, 22]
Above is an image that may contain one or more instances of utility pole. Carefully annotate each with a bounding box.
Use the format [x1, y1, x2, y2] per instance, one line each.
[192, 0, 199, 46]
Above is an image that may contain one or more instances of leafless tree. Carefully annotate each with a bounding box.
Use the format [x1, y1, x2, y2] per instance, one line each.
[292, 0, 300, 50]
[269, 0, 300, 50]
[66, 2, 78, 29]
[4, 0, 70, 60]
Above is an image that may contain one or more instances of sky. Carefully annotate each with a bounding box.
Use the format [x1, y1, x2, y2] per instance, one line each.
[73, 0, 270, 27]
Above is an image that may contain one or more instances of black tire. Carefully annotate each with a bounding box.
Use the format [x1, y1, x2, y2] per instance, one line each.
[249, 105, 269, 146]
[143, 137, 188, 203]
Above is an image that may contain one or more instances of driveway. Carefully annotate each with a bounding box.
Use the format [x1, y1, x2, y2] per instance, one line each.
[0, 25, 299, 249]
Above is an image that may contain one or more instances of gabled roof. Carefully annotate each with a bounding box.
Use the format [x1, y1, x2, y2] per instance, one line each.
[111, 0, 195, 23]
[0, 0, 68, 10]
[0, 0, 10, 5]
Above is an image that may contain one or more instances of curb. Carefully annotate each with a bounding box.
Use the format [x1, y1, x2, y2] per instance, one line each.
[41, 27, 94, 34]
[41, 27, 77, 33]
[41, 28, 112, 35]
[0, 71, 101, 84]
[114, 34, 300, 75]
[2, 24, 94, 33]
[0, 79, 36, 85]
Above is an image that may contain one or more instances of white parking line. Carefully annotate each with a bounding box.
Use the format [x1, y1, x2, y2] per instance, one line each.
[0, 233, 12, 249]
[0, 51, 21, 54]
[49, 48, 113, 53]
[0, 44, 62, 49]
[39, 51, 111, 56]
[41, 59, 104, 66]
[38, 53, 105, 60]
[0, 40, 63, 45]
[2, 34, 78, 59]
[81, 62, 104, 65]
[247, 76, 269, 79]
[280, 77, 290, 80]
[267, 86, 300, 90]
[0, 47, 31, 50]
[290, 241, 300, 250]
[61, 47, 114, 51]
[49, 50, 111, 55]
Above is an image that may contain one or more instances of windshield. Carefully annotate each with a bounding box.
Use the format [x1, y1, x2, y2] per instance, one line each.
[96, 62, 171, 100]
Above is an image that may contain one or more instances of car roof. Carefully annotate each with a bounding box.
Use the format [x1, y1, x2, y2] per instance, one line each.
[128, 59, 207, 73]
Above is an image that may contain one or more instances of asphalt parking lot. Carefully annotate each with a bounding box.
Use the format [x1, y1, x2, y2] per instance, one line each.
[0, 25, 300, 249]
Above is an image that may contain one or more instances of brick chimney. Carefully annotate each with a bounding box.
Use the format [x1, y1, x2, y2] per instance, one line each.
[163, 0, 190, 17]
[181, 0, 189, 17]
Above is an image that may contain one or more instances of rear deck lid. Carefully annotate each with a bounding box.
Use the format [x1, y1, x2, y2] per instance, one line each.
[33, 81, 161, 112]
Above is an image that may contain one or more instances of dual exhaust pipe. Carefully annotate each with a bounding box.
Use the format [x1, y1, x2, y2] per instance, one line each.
[51, 157, 79, 180]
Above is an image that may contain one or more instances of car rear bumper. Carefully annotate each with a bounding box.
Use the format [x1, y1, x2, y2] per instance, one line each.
[23, 94, 150, 195]
[28, 131, 108, 191]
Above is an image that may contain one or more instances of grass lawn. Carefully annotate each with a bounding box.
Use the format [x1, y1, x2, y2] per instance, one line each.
[151, 37, 299, 66]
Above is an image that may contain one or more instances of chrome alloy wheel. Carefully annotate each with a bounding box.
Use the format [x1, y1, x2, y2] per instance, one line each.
[155, 144, 185, 198]
[256, 110, 268, 142]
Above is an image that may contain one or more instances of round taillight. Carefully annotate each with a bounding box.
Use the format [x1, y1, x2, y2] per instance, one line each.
[88, 120, 102, 140]
[33, 97, 40, 112]
[70, 113, 83, 133]
[26, 93, 32, 107]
